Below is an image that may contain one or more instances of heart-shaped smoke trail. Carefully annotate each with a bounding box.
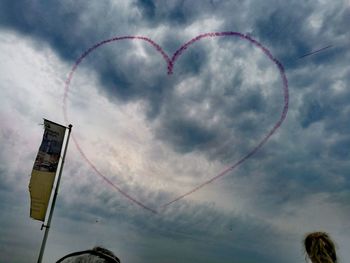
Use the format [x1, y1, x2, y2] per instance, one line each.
[63, 32, 289, 214]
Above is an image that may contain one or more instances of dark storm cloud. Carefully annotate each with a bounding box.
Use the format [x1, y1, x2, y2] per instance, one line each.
[133, 0, 230, 27]
[248, 2, 350, 69]
[299, 97, 333, 128]
[134, 0, 187, 25]
[1, 0, 349, 194]
[253, 5, 311, 63]
[88, 42, 174, 118]
[329, 137, 350, 160]
[0, 0, 98, 60]
[0, 0, 323, 160]
[155, 117, 217, 153]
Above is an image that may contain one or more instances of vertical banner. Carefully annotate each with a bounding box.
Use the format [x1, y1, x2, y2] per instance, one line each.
[29, 119, 66, 221]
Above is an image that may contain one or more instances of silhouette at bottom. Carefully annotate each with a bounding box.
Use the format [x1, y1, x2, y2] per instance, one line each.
[56, 246, 120, 263]
[304, 232, 337, 263]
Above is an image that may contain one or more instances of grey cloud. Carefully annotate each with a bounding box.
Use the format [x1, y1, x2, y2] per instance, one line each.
[155, 117, 217, 153]
[2, 0, 345, 163]
[134, 0, 187, 26]
[328, 136, 350, 160]
[299, 98, 332, 128]
[133, 0, 222, 27]
[249, 1, 349, 69]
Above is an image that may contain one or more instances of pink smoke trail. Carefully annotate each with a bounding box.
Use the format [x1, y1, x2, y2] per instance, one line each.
[63, 32, 289, 212]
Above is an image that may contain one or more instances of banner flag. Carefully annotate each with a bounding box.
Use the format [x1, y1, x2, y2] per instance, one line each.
[29, 119, 66, 221]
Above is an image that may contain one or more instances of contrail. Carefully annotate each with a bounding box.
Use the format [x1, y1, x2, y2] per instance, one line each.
[299, 45, 333, 59]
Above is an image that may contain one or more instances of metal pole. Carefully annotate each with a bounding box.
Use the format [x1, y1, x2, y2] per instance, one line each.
[37, 124, 73, 263]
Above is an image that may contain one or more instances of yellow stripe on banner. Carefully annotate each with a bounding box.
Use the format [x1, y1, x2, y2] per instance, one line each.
[29, 170, 56, 221]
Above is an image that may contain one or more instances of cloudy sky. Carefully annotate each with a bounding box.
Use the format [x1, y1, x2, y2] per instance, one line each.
[1, 0, 349, 262]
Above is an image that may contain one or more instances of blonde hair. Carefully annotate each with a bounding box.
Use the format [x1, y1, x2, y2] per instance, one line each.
[304, 232, 337, 263]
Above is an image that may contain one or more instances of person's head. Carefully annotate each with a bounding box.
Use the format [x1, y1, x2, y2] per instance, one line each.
[56, 246, 120, 263]
[304, 232, 337, 263]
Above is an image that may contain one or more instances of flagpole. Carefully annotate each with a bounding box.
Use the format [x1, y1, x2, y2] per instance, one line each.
[37, 124, 72, 263]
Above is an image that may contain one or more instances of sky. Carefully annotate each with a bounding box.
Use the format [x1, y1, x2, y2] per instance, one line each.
[0, 0, 349, 262]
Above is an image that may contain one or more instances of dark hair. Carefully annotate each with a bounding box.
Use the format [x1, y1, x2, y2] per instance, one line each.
[56, 246, 120, 263]
[304, 232, 337, 263]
